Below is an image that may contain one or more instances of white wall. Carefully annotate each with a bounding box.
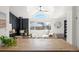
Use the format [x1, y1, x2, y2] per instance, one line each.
[66, 6, 72, 44]
[0, 6, 9, 36]
[72, 7, 77, 47]
[69, 6, 79, 48]
[71, 6, 79, 48]
[50, 18, 64, 34]
[73, 6, 79, 48]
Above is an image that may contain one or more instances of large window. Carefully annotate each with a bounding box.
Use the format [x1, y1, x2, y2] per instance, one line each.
[30, 22, 51, 30]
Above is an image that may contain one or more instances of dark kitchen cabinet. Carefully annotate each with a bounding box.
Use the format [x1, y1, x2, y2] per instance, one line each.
[18, 17, 29, 35]
[23, 18, 29, 36]
[9, 12, 18, 29]
[9, 12, 29, 36]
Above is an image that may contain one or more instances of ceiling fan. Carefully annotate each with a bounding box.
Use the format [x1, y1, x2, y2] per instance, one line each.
[39, 6, 48, 12]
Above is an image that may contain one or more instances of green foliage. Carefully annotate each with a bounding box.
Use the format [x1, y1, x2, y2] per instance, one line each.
[0, 35, 16, 47]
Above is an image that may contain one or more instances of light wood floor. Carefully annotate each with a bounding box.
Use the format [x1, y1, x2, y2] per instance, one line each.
[0, 38, 78, 51]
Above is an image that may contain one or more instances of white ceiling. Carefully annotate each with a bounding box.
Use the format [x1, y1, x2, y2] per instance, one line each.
[10, 6, 68, 18]
[10, 6, 28, 18]
[27, 6, 67, 18]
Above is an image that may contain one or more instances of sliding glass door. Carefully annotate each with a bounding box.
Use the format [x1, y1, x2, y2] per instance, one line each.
[30, 21, 51, 38]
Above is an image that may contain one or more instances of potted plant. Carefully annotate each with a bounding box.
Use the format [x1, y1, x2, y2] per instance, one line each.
[0, 35, 16, 47]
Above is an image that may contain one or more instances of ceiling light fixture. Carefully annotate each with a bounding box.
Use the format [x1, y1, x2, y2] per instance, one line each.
[39, 6, 48, 12]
